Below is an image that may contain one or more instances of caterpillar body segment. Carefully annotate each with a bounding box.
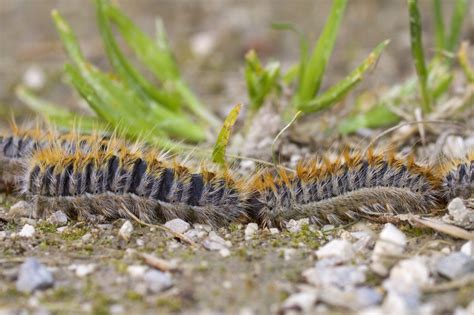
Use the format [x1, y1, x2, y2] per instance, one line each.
[439, 152, 474, 201]
[23, 147, 250, 227]
[0, 128, 125, 192]
[249, 151, 444, 227]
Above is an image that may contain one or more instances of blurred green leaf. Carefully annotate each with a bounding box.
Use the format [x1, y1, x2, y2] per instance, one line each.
[433, 0, 446, 56]
[458, 41, 474, 83]
[105, 2, 220, 128]
[446, 0, 469, 53]
[295, 0, 347, 105]
[212, 104, 242, 166]
[52, 9, 206, 143]
[408, 0, 431, 112]
[105, 4, 179, 82]
[299, 40, 389, 112]
[16, 86, 102, 132]
[244, 50, 281, 113]
[95, 0, 180, 111]
[338, 103, 400, 134]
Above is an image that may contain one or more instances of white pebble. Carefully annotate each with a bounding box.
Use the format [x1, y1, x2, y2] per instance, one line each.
[118, 220, 134, 241]
[190, 31, 216, 56]
[219, 248, 231, 257]
[244, 223, 258, 240]
[286, 218, 310, 233]
[71, 264, 96, 277]
[303, 264, 366, 288]
[281, 291, 318, 313]
[164, 218, 190, 234]
[47, 211, 68, 226]
[384, 257, 431, 295]
[203, 231, 230, 251]
[371, 224, 407, 276]
[19, 224, 35, 238]
[461, 241, 473, 257]
[0, 231, 7, 240]
[127, 265, 147, 278]
[23, 65, 45, 89]
[9, 201, 34, 218]
[316, 239, 354, 263]
[269, 228, 280, 235]
[445, 198, 474, 228]
[81, 233, 92, 243]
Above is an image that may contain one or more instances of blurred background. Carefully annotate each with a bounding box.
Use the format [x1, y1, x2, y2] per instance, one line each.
[0, 0, 473, 125]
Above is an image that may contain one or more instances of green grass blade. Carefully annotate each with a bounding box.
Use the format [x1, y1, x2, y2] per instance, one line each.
[16, 86, 102, 132]
[51, 10, 84, 65]
[244, 50, 280, 112]
[105, 3, 219, 127]
[458, 42, 474, 83]
[300, 40, 389, 112]
[52, 10, 205, 142]
[295, 0, 347, 105]
[433, 0, 446, 56]
[408, 0, 431, 113]
[95, 0, 180, 111]
[105, 4, 179, 82]
[446, 0, 469, 53]
[212, 104, 241, 166]
[338, 104, 400, 134]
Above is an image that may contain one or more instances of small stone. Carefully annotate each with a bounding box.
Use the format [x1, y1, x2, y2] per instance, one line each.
[9, 201, 34, 218]
[319, 286, 382, 311]
[371, 223, 407, 276]
[190, 31, 216, 56]
[118, 220, 133, 241]
[56, 226, 67, 233]
[281, 291, 318, 313]
[47, 211, 68, 226]
[203, 231, 230, 251]
[269, 228, 279, 235]
[461, 241, 473, 257]
[0, 231, 7, 240]
[144, 270, 173, 293]
[316, 239, 354, 263]
[384, 258, 431, 296]
[71, 264, 96, 277]
[136, 238, 145, 247]
[436, 252, 474, 279]
[383, 290, 420, 315]
[81, 233, 92, 243]
[164, 218, 190, 234]
[444, 198, 474, 228]
[16, 258, 54, 293]
[183, 229, 207, 241]
[219, 248, 231, 257]
[303, 264, 366, 288]
[19, 224, 35, 238]
[110, 304, 125, 314]
[244, 223, 258, 240]
[351, 231, 375, 252]
[23, 65, 45, 89]
[127, 265, 147, 278]
[286, 218, 309, 233]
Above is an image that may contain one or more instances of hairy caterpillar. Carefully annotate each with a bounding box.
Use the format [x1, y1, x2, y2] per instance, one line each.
[248, 150, 445, 227]
[21, 145, 250, 227]
[0, 127, 121, 191]
[438, 152, 474, 201]
[2, 126, 473, 228]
